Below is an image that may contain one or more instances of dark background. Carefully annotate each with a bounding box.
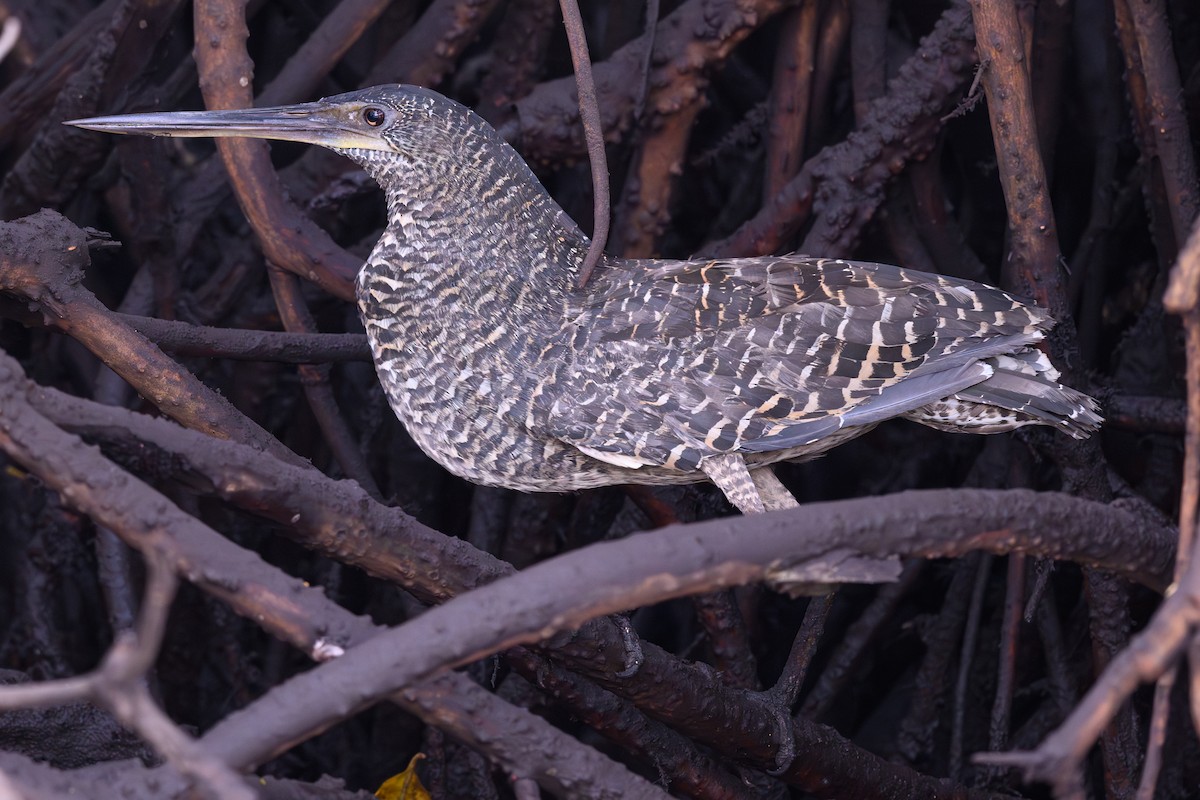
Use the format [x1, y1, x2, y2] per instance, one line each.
[0, 0, 1197, 798]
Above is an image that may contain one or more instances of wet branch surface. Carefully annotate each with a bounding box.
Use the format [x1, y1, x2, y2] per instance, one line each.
[1, 1, 1198, 798]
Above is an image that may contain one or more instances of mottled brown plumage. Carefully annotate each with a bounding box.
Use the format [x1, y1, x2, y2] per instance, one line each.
[70, 85, 1102, 511]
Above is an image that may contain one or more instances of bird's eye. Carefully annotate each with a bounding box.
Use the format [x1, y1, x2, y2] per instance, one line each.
[362, 107, 386, 127]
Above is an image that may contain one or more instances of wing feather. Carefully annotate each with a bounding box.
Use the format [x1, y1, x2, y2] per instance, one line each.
[535, 256, 1051, 469]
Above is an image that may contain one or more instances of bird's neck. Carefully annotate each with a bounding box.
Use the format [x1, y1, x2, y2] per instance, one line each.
[352, 131, 592, 320]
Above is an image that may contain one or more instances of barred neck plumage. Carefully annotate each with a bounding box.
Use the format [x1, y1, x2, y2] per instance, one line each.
[346, 101, 592, 321]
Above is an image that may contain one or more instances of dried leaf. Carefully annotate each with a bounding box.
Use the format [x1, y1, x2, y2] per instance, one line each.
[375, 753, 430, 800]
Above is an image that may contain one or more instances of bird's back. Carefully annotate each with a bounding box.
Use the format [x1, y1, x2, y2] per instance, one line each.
[527, 254, 1099, 477]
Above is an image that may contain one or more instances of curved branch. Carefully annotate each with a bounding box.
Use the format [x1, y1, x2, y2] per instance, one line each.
[704, 0, 977, 257]
[0, 350, 667, 800]
[23, 380, 1176, 796]
[513, 0, 797, 166]
[193, 476, 1171, 782]
[193, 0, 359, 301]
[0, 210, 306, 468]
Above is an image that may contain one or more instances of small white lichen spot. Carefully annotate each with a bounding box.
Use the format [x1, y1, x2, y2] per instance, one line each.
[312, 639, 345, 661]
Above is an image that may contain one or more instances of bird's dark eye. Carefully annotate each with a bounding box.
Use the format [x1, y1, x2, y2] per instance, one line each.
[362, 107, 386, 127]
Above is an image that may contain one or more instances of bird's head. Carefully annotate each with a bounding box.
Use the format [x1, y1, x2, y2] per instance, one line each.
[67, 85, 508, 180]
[68, 85, 590, 286]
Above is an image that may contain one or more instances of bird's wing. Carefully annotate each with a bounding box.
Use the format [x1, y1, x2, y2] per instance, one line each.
[535, 256, 1051, 471]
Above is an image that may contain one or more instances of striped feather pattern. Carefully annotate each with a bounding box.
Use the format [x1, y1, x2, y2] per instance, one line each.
[340, 85, 1100, 492]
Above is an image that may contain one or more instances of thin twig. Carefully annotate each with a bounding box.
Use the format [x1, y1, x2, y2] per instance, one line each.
[988, 555, 1025, 753]
[558, 0, 610, 288]
[770, 594, 834, 708]
[952, 554, 992, 780]
[632, 0, 659, 125]
[267, 264, 383, 500]
[1135, 668, 1173, 799]
[0, 17, 20, 66]
[0, 552, 254, 800]
[1189, 631, 1200, 734]
[0, 210, 308, 468]
[0, 350, 658, 799]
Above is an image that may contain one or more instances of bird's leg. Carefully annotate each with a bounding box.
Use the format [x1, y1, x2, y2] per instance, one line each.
[750, 466, 800, 510]
[700, 458, 801, 772]
[700, 455, 800, 513]
[701, 453, 766, 514]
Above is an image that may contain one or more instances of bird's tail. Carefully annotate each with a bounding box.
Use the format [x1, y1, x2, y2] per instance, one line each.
[904, 350, 1102, 439]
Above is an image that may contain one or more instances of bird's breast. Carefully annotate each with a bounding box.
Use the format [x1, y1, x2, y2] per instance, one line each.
[355, 257, 587, 484]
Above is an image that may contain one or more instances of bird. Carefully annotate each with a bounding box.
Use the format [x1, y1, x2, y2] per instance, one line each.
[68, 85, 1101, 514]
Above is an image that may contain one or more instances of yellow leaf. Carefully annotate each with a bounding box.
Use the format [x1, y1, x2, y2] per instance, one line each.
[375, 753, 431, 800]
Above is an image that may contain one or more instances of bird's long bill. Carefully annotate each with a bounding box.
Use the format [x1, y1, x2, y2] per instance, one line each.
[65, 102, 382, 150]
